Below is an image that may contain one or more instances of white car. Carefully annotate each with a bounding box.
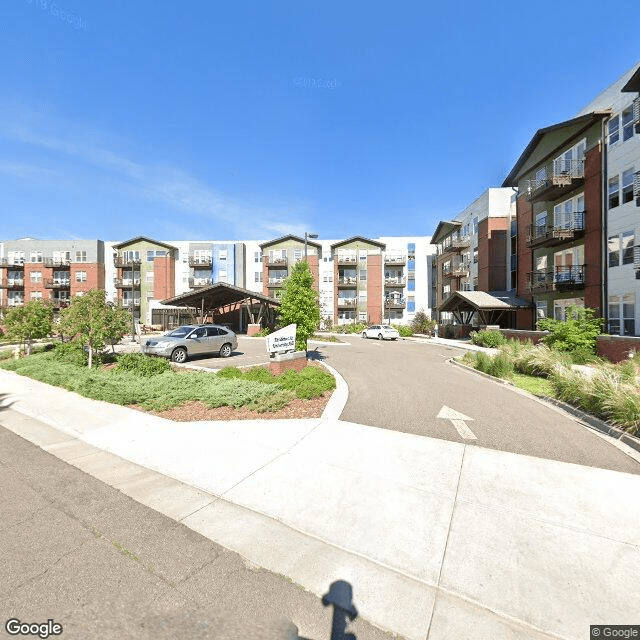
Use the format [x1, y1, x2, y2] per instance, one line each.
[362, 325, 400, 340]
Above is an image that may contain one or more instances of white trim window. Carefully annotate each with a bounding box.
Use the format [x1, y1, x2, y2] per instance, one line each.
[622, 168, 635, 205]
[554, 297, 584, 321]
[75, 250, 88, 262]
[622, 105, 635, 142]
[609, 176, 620, 209]
[76, 271, 88, 283]
[30, 291, 42, 300]
[622, 231, 635, 265]
[608, 115, 620, 145]
[30, 251, 43, 263]
[553, 193, 584, 229]
[30, 271, 42, 283]
[623, 293, 636, 336]
[554, 138, 585, 175]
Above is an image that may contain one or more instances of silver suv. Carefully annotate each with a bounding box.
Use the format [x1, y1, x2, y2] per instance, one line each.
[141, 324, 238, 363]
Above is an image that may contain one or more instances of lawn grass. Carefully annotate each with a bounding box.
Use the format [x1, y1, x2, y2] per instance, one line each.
[510, 373, 556, 398]
[1, 351, 335, 412]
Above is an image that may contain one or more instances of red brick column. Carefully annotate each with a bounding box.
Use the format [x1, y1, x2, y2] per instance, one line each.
[367, 255, 382, 324]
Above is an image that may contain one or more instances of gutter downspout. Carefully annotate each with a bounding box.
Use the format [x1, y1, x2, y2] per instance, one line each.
[601, 122, 608, 329]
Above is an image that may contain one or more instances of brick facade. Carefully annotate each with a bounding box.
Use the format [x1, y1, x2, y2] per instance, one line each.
[583, 144, 603, 314]
[596, 335, 640, 363]
[153, 256, 176, 300]
[477, 217, 507, 291]
[367, 254, 383, 324]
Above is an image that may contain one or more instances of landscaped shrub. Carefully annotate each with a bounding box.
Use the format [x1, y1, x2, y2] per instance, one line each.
[470, 329, 507, 348]
[504, 343, 571, 378]
[275, 366, 336, 399]
[255, 327, 272, 337]
[251, 389, 297, 413]
[116, 353, 172, 376]
[441, 324, 455, 339]
[216, 366, 244, 379]
[51, 341, 88, 366]
[411, 310, 437, 336]
[335, 322, 368, 334]
[393, 325, 413, 337]
[538, 306, 604, 354]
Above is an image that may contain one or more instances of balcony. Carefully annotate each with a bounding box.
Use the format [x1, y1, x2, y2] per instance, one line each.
[114, 278, 141, 289]
[520, 159, 585, 202]
[634, 97, 640, 131]
[337, 298, 357, 308]
[451, 262, 470, 277]
[451, 235, 471, 249]
[114, 256, 142, 268]
[526, 265, 586, 293]
[188, 277, 213, 289]
[337, 277, 357, 287]
[43, 258, 71, 268]
[0, 259, 24, 268]
[2, 298, 24, 307]
[336, 255, 358, 265]
[44, 279, 71, 289]
[0, 279, 24, 289]
[50, 299, 70, 309]
[384, 255, 406, 266]
[526, 212, 585, 249]
[268, 277, 286, 287]
[633, 246, 640, 271]
[634, 171, 640, 200]
[385, 298, 406, 309]
[267, 256, 288, 267]
[188, 256, 213, 267]
[121, 299, 141, 308]
[384, 277, 405, 287]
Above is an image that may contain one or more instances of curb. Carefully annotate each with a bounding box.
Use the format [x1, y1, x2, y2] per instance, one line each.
[449, 357, 640, 461]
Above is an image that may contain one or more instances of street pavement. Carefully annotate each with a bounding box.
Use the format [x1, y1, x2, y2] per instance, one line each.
[1, 337, 640, 639]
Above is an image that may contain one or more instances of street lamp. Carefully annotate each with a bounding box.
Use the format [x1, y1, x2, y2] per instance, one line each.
[304, 232, 319, 261]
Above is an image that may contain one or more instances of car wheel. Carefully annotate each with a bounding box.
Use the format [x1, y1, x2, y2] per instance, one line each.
[378, 333, 384, 340]
[362, 332, 367, 339]
[171, 347, 188, 363]
[219, 343, 232, 358]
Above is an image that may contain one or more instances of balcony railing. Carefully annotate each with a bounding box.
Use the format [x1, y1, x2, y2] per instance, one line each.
[114, 256, 142, 268]
[114, 278, 141, 289]
[188, 277, 213, 288]
[0, 279, 25, 289]
[336, 255, 357, 265]
[268, 277, 285, 287]
[384, 277, 406, 287]
[50, 299, 70, 309]
[385, 298, 406, 309]
[451, 235, 471, 249]
[337, 277, 357, 286]
[337, 298, 357, 307]
[451, 262, 470, 277]
[188, 256, 213, 267]
[526, 264, 586, 292]
[634, 97, 640, 130]
[267, 257, 288, 267]
[521, 159, 585, 201]
[526, 212, 585, 248]
[384, 255, 406, 265]
[44, 279, 71, 289]
[121, 299, 141, 308]
[43, 258, 71, 268]
[0, 259, 25, 267]
[3, 298, 24, 307]
[634, 171, 640, 200]
[634, 246, 640, 271]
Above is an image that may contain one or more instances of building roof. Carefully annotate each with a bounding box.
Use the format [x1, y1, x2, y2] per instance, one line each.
[501, 111, 610, 187]
[430, 220, 461, 245]
[161, 282, 280, 310]
[259, 235, 322, 252]
[112, 236, 177, 251]
[330, 236, 386, 250]
[439, 290, 531, 312]
[622, 65, 640, 93]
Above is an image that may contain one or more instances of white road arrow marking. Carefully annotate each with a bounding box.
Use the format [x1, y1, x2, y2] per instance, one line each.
[437, 405, 477, 440]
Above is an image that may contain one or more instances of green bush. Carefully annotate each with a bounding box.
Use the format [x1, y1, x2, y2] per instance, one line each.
[116, 353, 172, 376]
[216, 366, 244, 379]
[239, 367, 277, 383]
[441, 324, 455, 339]
[393, 325, 413, 337]
[470, 329, 507, 348]
[255, 327, 272, 337]
[411, 310, 437, 335]
[538, 306, 604, 354]
[251, 389, 297, 413]
[51, 341, 89, 366]
[335, 322, 368, 334]
[275, 366, 336, 399]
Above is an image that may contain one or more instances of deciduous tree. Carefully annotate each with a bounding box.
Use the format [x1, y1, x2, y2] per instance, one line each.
[3, 299, 53, 355]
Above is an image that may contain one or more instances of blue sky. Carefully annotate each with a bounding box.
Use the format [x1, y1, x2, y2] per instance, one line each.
[1, 1, 638, 242]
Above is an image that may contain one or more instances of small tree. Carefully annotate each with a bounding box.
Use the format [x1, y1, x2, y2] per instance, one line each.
[538, 305, 604, 354]
[411, 309, 437, 336]
[59, 290, 132, 367]
[277, 260, 320, 351]
[3, 299, 53, 355]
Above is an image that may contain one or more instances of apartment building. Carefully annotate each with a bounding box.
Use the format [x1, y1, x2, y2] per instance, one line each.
[430, 188, 513, 324]
[574, 63, 640, 335]
[0, 239, 105, 311]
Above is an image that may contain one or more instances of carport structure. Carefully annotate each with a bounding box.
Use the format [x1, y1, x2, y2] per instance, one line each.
[159, 283, 280, 333]
[438, 290, 531, 328]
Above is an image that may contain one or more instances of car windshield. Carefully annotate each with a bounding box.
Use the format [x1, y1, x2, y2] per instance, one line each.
[166, 326, 195, 337]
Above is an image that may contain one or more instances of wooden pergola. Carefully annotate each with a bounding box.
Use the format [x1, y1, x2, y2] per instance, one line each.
[438, 291, 531, 328]
[160, 283, 280, 333]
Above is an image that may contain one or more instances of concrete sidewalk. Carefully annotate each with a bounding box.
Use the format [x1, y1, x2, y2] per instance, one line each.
[1, 368, 639, 640]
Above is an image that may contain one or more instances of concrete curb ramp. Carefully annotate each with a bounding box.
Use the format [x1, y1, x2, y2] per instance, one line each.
[1, 369, 639, 640]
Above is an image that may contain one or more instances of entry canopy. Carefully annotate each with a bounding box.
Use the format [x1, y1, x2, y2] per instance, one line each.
[438, 290, 531, 327]
[160, 282, 280, 330]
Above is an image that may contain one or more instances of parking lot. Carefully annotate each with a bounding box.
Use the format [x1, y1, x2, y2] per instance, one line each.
[177, 335, 274, 370]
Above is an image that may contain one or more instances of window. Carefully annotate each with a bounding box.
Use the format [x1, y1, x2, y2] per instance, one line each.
[75, 251, 87, 262]
[30, 251, 42, 263]
[622, 169, 635, 204]
[30, 291, 42, 300]
[358, 291, 367, 301]
[554, 298, 584, 321]
[407, 278, 415, 292]
[609, 176, 620, 209]
[536, 301, 547, 319]
[472, 217, 478, 235]
[359, 269, 367, 282]
[623, 232, 635, 265]
[30, 271, 42, 283]
[407, 243, 415, 257]
[608, 295, 621, 334]
[443, 284, 450, 295]
[623, 294, 635, 336]
[75, 271, 87, 282]
[146, 272, 154, 283]
[358, 311, 367, 321]
[254, 271, 263, 283]
[8, 251, 25, 265]
[608, 115, 620, 145]
[293, 250, 302, 263]
[622, 106, 635, 142]
[147, 250, 167, 262]
[254, 251, 262, 263]
[407, 296, 415, 313]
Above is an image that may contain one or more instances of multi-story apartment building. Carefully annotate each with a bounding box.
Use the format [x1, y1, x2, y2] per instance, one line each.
[573, 63, 640, 335]
[430, 188, 513, 323]
[259, 235, 321, 300]
[503, 111, 609, 328]
[0, 239, 105, 311]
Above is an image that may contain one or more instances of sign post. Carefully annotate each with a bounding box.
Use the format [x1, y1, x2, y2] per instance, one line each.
[266, 323, 297, 356]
